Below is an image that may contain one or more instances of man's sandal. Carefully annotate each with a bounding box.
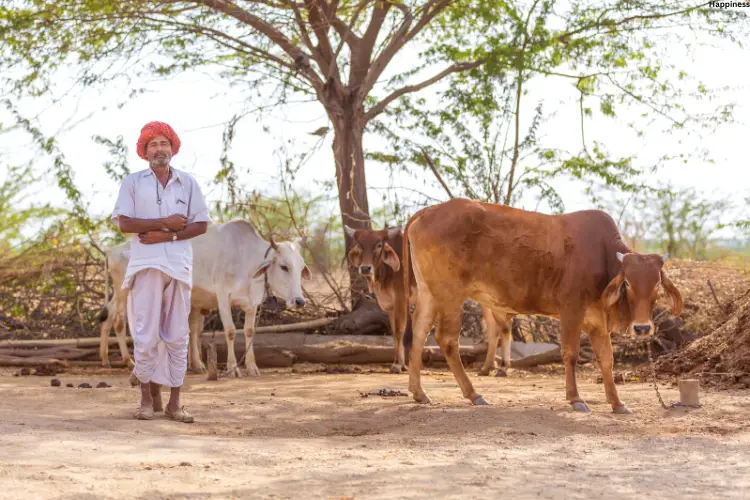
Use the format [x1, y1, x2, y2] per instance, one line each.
[165, 406, 194, 423]
[134, 406, 154, 420]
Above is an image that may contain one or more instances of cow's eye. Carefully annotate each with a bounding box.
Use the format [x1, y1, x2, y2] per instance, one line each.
[280, 265, 289, 272]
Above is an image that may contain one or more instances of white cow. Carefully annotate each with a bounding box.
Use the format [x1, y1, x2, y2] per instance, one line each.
[99, 219, 312, 377]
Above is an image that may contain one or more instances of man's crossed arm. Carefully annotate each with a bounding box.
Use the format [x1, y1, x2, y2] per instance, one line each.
[118, 215, 207, 244]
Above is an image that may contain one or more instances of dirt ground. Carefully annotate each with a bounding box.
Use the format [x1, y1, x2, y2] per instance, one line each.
[1, 364, 750, 500]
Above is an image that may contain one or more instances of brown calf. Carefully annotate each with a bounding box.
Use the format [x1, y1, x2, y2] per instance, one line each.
[401, 198, 682, 413]
[346, 225, 512, 375]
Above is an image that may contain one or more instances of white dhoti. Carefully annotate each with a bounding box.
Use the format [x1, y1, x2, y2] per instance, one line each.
[126, 268, 191, 387]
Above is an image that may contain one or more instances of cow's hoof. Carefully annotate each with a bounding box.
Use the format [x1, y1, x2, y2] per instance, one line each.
[389, 364, 405, 374]
[477, 368, 491, 377]
[613, 404, 633, 415]
[129, 374, 139, 387]
[190, 363, 207, 375]
[245, 364, 261, 377]
[227, 369, 241, 378]
[472, 395, 490, 406]
[495, 369, 508, 378]
[414, 394, 432, 404]
[571, 401, 590, 413]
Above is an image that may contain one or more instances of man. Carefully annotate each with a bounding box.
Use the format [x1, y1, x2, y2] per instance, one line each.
[111, 121, 210, 423]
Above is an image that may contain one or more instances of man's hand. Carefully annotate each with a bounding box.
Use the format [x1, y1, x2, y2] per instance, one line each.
[164, 214, 187, 232]
[139, 231, 171, 245]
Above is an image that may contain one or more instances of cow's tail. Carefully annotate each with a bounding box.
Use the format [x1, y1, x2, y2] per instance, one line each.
[402, 216, 415, 366]
[98, 251, 110, 323]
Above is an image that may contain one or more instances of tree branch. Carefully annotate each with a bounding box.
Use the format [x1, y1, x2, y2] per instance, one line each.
[359, 1, 413, 96]
[364, 60, 482, 121]
[192, 0, 324, 87]
[403, 0, 453, 45]
[303, 0, 340, 80]
[420, 148, 454, 199]
[328, 0, 365, 49]
[350, 1, 391, 87]
[284, 0, 316, 53]
[139, 14, 307, 80]
[556, 2, 709, 42]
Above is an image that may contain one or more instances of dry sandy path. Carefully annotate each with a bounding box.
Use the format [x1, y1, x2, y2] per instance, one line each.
[1, 366, 749, 499]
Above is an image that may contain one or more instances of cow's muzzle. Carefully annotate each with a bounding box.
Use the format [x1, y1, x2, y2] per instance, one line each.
[359, 265, 372, 276]
[632, 323, 652, 335]
[290, 297, 305, 308]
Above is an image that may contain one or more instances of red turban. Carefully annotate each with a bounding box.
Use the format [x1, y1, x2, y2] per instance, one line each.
[136, 121, 181, 160]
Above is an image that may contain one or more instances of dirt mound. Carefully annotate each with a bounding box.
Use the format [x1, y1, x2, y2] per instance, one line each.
[655, 287, 750, 388]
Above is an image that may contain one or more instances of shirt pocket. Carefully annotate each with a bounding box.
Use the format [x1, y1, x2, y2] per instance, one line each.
[170, 184, 189, 216]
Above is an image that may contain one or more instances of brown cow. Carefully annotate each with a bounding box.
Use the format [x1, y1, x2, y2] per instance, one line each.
[346, 225, 512, 375]
[401, 198, 683, 413]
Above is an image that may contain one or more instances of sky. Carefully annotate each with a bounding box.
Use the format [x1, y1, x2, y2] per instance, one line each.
[0, 5, 748, 240]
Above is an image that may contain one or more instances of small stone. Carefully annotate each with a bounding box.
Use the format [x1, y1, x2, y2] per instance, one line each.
[51, 379, 61, 387]
[78, 383, 92, 389]
[96, 382, 110, 388]
[179, 462, 192, 467]
[614, 373, 624, 384]
[19, 368, 31, 376]
[66, 383, 74, 388]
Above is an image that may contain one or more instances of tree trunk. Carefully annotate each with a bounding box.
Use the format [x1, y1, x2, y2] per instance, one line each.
[330, 102, 371, 308]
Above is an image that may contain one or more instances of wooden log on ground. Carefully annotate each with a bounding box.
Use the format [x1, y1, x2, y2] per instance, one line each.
[0, 338, 126, 349]
[0, 356, 70, 367]
[67, 360, 130, 368]
[0, 347, 98, 361]
[255, 318, 334, 333]
[334, 296, 390, 335]
[253, 347, 297, 368]
[0, 318, 338, 350]
[511, 347, 562, 368]
[204, 336, 488, 367]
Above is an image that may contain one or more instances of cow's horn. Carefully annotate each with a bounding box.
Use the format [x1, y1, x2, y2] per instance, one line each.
[387, 226, 402, 239]
[268, 233, 280, 251]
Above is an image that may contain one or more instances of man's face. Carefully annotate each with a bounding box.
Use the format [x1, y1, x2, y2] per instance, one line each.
[146, 135, 173, 168]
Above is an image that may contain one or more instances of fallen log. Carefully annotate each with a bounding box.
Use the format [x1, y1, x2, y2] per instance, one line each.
[0, 318, 339, 349]
[255, 318, 334, 333]
[0, 356, 70, 367]
[204, 337, 489, 368]
[510, 347, 562, 368]
[334, 296, 390, 335]
[66, 360, 130, 368]
[0, 347, 97, 361]
[0, 338, 123, 349]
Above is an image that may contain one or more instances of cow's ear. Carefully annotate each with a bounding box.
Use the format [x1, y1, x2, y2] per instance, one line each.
[301, 265, 312, 280]
[660, 269, 683, 316]
[382, 242, 401, 272]
[347, 245, 362, 266]
[602, 272, 628, 333]
[602, 272, 625, 309]
[253, 260, 272, 278]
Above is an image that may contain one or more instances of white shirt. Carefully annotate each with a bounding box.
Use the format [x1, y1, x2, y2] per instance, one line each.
[111, 167, 211, 290]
